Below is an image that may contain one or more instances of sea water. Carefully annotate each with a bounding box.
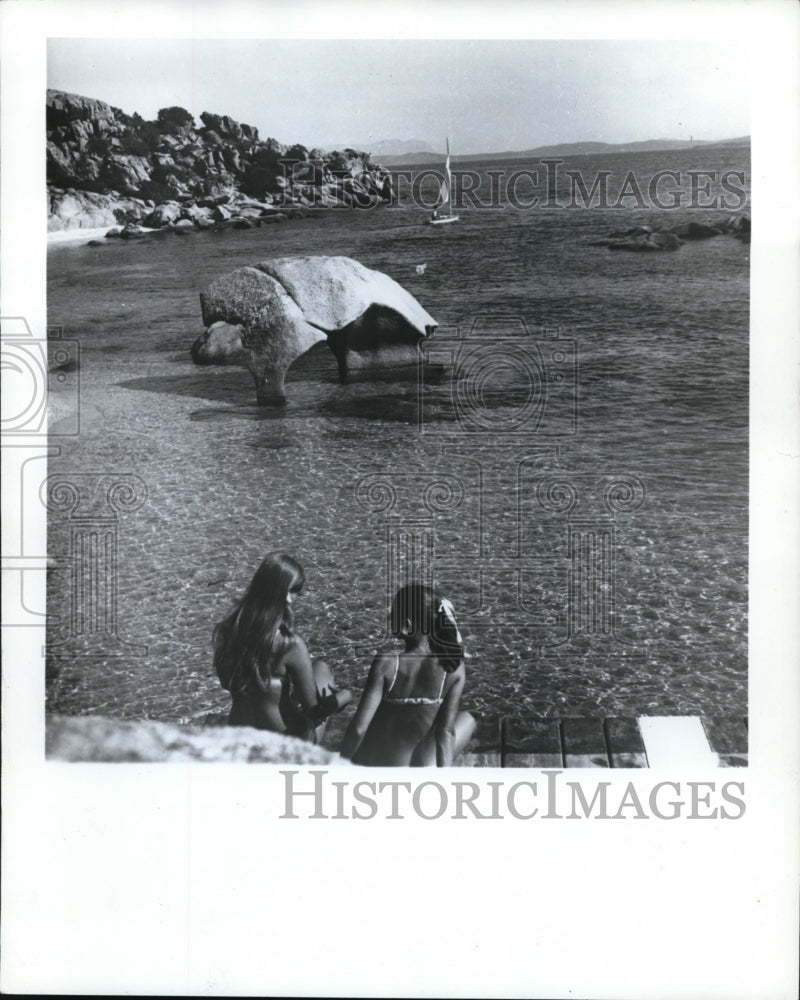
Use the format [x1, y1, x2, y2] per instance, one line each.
[45, 146, 749, 724]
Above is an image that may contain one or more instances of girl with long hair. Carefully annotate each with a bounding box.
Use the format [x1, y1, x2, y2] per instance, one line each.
[213, 552, 351, 742]
[340, 583, 476, 766]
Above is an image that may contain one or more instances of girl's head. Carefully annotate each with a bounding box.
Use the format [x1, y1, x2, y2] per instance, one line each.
[390, 582, 464, 671]
[245, 551, 305, 609]
[214, 552, 305, 693]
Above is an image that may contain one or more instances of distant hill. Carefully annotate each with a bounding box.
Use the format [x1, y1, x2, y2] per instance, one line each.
[361, 138, 436, 157]
[380, 135, 751, 165]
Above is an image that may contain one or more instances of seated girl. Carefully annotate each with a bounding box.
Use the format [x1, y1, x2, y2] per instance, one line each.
[213, 552, 351, 743]
[340, 583, 476, 766]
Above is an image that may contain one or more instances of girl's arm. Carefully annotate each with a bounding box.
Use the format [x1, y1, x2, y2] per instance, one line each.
[433, 664, 466, 767]
[282, 636, 322, 716]
[339, 654, 391, 760]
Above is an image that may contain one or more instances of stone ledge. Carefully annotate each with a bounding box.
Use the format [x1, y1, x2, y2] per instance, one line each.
[46, 714, 349, 765]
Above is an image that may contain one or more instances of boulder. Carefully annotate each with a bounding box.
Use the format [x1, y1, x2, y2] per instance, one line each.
[671, 221, 723, 240]
[725, 213, 750, 243]
[46, 88, 116, 129]
[45, 714, 346, 764]
[183, 203, 214, 222]
[599, 232, 683, 252]
[191, 321, 248, 365]
[48, 189, 143, 231]
[608, 225, 653, 239]
[144, 201, 182, 227]
[101, 154, 151, 194]
[198, 255, 437, 404]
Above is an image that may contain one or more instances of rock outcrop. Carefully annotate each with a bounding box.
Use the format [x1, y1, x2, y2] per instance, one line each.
[606, 231, 684, 252]
[591, 214, 750, 251]
[197, 256, 438, 404]
[47, 89, 394, 232]
[46, 714, 347, 764]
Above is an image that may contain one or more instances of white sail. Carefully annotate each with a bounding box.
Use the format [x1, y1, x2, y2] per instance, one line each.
[435, 139, 452, 212]
[427, 138, 459, 224]
[443, 139, 452, 210]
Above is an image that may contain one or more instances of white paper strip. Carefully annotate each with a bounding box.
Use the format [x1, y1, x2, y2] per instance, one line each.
[637, 716, 720, 767]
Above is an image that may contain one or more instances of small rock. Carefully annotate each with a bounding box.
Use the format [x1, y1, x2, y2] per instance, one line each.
[119, 223, 146, 240]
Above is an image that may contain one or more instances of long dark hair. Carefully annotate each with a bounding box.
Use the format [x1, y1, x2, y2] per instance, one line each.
[213, 552, 305, 694]
[390, 582, 464, 672]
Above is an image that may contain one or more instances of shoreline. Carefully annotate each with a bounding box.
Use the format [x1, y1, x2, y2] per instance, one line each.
[48, 225, 159, 247]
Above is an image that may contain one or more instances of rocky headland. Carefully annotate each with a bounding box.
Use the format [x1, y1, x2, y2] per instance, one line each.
[47, 89, 395, 234]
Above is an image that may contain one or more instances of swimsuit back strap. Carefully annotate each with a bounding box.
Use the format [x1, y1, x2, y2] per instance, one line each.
[386, 650, 400, 694]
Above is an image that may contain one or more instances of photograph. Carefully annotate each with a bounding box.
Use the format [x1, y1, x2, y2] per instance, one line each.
[43, 38, 751, 767]
[2, 1, 798, 996]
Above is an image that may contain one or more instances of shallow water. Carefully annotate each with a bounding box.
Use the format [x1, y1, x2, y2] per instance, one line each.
[45, 146, 749, 726]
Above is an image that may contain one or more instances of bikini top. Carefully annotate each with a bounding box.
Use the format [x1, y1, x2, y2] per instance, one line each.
[383, 651, 447, 706]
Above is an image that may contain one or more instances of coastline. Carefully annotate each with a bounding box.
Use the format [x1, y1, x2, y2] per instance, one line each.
[48, 225, 158, 247]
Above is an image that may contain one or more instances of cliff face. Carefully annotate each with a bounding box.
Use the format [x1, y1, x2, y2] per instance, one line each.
[47, 90, 394, 231]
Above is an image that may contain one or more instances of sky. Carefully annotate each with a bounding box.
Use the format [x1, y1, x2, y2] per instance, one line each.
[47, 38, 750, 155]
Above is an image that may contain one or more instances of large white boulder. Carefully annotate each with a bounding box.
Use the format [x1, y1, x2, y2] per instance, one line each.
[197, 255, 437, 404]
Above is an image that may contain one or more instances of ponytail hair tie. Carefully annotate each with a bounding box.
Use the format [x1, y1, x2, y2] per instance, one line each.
[438, 598, 463, 644]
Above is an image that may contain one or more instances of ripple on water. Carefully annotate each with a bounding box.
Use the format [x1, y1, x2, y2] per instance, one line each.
[46, 180, 749, 725]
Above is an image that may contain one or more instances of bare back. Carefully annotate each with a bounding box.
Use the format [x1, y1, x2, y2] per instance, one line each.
[227, 636, 334, 737]
[350, 651, 463, 766]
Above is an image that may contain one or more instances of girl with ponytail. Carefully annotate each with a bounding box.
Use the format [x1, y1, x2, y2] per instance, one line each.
[341, 583, 476, 766]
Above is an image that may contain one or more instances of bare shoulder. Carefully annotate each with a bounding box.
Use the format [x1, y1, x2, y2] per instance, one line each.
[370, 649, 397, 676]
[277, 633, 311, 672]
[290, 634, 310, 657]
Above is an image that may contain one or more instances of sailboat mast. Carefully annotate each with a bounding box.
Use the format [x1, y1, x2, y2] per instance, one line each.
[445, 137, 452, 216]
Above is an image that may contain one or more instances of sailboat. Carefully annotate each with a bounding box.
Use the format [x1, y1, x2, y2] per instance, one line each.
[426, 138, 459, 225]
